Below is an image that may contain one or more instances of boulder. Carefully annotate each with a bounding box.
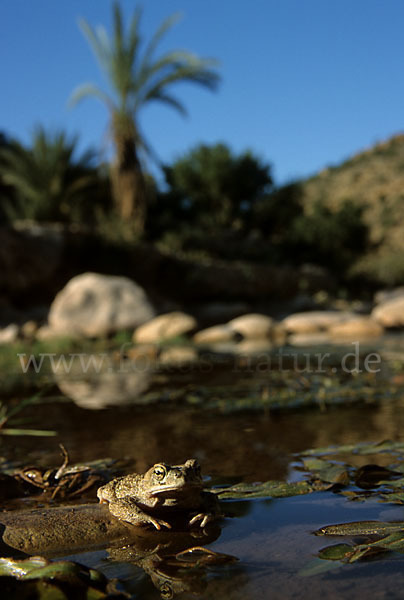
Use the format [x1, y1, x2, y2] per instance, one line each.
[0, 323, 18, 344]
[282, 311, 356, 334]
[228, 313, 274, 339]
[372, 296, 404, 328]
[374, 287, 404, 305]
[48, 273, 155, 338]
[133, 312, 196, 344]
[193, 325, 237, 345]
[329, 317, 384, 339]
[20, 320, 38, 339]
[36, 325, 60, 341]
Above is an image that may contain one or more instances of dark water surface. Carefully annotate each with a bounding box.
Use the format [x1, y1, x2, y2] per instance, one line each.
[9, 396, 404, 479]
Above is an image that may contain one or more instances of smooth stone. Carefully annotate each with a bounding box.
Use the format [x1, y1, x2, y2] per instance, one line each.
[134, 311, 197, 343]
[374, 287, 404, 305]
[48, 272, 155, 338]
[193, 325, 237, 345]
[372, 296, 404, 328]
[20, 320, 38, 339]
[0, 323, 18, 344]
[282, 311, 357, 334]
[329, 317, 384, 339]
[36, 325, 63, 341]
[228, 313, 274, 339]
[0, 504, 135, 556]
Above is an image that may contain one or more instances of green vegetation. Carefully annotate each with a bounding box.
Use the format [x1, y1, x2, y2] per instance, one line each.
[299, 134, 404, 285]
[287, 199, 368, 271]
[71, 1, 220, 233]
[0, 127, 109, 224]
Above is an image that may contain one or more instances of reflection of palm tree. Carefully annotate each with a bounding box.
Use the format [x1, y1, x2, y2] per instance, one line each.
[71, 1, 220, 233]
[0, 127, 98, 221]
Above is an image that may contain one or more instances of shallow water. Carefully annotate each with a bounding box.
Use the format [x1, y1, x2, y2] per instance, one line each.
[3, 340, 404, 597]
[53, 494, 404, 599]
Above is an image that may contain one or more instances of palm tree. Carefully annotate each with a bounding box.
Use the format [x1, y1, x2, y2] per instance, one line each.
[0, 127, 99, 222]
[70, 1, 220, 233]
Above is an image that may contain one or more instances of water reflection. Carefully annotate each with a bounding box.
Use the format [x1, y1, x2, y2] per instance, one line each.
[54, 354, 153, 409]
[105, 526, 237, 598]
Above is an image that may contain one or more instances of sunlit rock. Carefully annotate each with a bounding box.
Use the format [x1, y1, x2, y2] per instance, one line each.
[372, 296, 404, 328]
[48, 272, 155, 338]
[374, 287, 404, 305]
[0, 323, 18, 344]
[36, 325, 63, 341]
[193, 324, 237, 345]
[133, 311, 196, 343]
[20, 320, 38, 339]
[228, 313, 274, 339]
[329, 316, 384, 339]
[282, 310, 356, 334]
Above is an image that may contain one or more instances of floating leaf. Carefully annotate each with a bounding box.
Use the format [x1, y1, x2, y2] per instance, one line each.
[379, 492, 404, 504]
[318, 543, 354, 560]
[315, 520, 404, 537]
[216, 479, 314, 500]
[377, 476, 404, 489]
[302, 457, 350, 485]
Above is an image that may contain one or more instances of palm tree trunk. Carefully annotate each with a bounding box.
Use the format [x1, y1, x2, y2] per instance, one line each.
[112, 124, 145, 233]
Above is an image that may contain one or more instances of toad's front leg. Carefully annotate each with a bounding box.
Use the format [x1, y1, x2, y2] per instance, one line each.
[108, 498, 171, 530]
[189, 492, 222, 528]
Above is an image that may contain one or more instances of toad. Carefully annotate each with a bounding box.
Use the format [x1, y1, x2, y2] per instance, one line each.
[97, 459, 221, 530]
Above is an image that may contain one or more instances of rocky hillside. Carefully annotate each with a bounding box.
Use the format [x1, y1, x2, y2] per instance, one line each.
[298, 133, 404, 284]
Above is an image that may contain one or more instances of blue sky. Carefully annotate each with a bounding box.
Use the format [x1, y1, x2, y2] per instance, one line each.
[1, 0, 404, 184]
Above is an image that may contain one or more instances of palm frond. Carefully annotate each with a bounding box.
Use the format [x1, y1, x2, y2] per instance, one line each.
[128, 5, 142, 63]
[69, 83, 115, 112]
[141, 57, 220, 108]
[0, 129, 100, 221]
[78, 18, 110, 73]
[112, 1, 124, 55]
[145, 89, 187, 117]
[138, 12, 182, 77]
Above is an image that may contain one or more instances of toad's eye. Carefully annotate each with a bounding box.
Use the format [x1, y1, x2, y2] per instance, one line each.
[153, 466, 166, 480]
